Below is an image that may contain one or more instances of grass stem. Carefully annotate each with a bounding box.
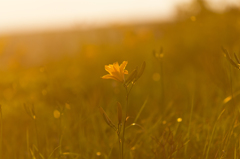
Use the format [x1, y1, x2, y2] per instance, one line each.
[0, 105, 2, 159]
[121, 84, 133, 159]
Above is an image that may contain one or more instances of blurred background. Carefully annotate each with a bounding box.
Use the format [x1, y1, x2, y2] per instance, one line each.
[0, 0, 236, 34]
[0, 0, 239, 34]
[1, 0, 240, 158]
[0, 0, 239, 66]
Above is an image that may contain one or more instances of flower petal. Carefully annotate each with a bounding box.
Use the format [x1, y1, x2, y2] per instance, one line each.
[113, 62, 120, 72]
[105, 65, 114, 74]
[102, 61, 128, 83]
[102, 74, 122, 82]
[120, 61, 128, 74]
[111, 71, 123, 82]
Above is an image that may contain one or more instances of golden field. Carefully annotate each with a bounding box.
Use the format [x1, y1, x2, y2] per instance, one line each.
[1, 1, 240, 158]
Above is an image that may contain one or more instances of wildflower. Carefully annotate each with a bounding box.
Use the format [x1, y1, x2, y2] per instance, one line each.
[102, 61, 128, 83]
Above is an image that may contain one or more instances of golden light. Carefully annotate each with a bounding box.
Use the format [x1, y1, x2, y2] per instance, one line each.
[96, 152, 101, 156]
[177, 118, 182, 123]
[53, 110, 61, 119]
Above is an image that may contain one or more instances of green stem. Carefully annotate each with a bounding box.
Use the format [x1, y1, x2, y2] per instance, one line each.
[159, 58, 164, 106]
[121, 87, 128, 159]
[185, 96, 194, 156]
[34, 118, 39, 150]
[59, 114, 62, 155]
[118, 124, 122, 159]
[121, 84, 133, 159]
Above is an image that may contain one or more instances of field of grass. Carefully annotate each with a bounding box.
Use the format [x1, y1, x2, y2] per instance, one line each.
[1, 1, 240, 158]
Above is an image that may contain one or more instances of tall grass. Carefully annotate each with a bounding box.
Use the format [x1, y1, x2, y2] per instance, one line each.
[0, 1, 240, 158]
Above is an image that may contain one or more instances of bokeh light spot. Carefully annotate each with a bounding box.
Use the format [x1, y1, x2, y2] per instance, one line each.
[223, 96, 232, 104]
[65, 103, 71, 109]
[96, 152, 101, 156]
[190, 16, 196, 22]
[53, 110, 61, 119]
[177, 118, 182, 122]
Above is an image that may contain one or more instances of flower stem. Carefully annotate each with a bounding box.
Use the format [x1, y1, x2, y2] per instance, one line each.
[159, 58, 164, 107]
[118, 124, 122, 159]
[121, 84, 133, 159]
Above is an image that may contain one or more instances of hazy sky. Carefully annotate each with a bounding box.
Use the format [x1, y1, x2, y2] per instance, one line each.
[0, 0, 239, 34]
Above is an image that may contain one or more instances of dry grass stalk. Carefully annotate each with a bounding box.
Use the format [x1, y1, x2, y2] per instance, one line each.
[136, 61, 146, 80]
[222, 47, 240, 70]
[99, 107, 117, 131]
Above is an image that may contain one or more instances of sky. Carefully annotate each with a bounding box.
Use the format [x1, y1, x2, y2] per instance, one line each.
[0, 0, 239, 34]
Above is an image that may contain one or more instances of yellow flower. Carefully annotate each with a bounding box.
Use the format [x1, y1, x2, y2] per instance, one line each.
[102, 61, 128, 83]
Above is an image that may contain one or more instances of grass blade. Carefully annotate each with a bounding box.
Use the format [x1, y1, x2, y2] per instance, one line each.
[134, 97, 148, 123]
